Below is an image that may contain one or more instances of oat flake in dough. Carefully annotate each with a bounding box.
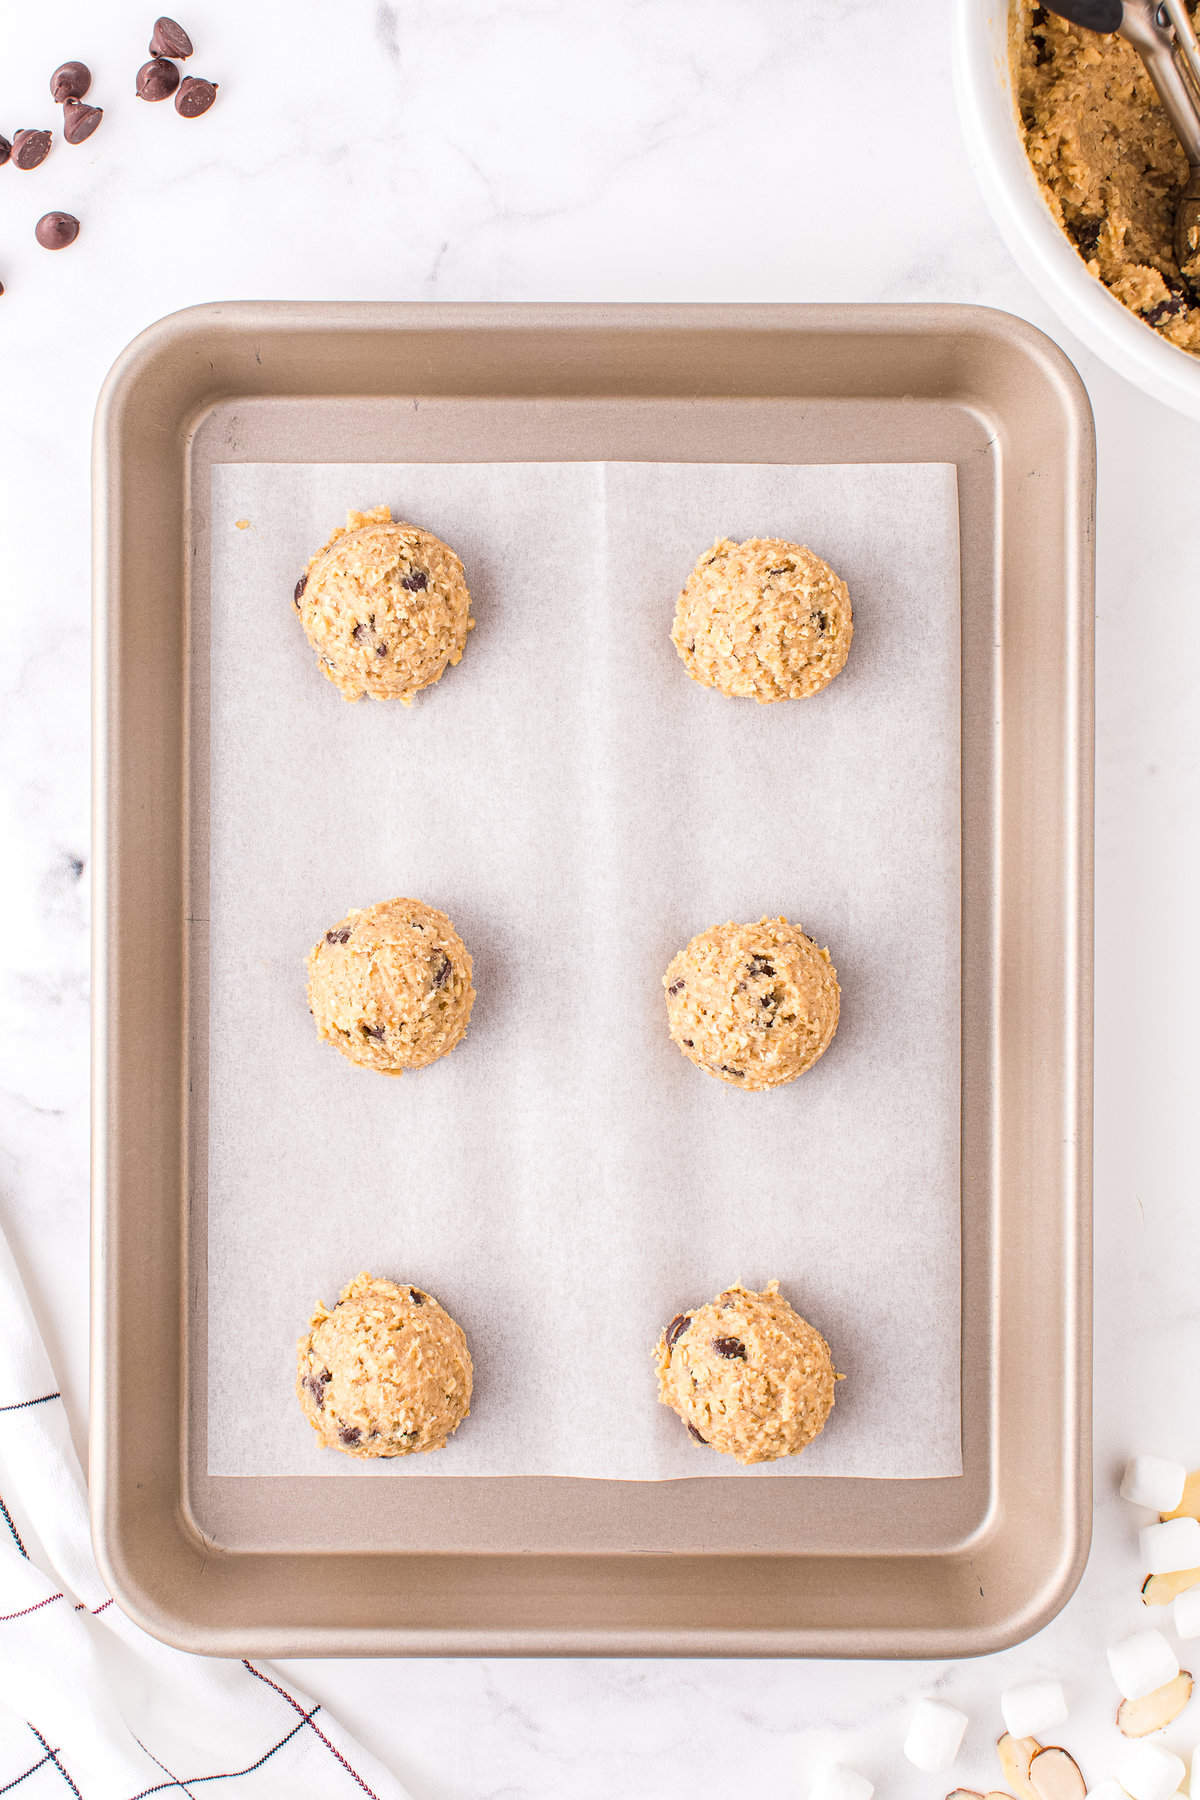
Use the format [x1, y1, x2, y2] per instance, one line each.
[664, 916, 840, 1089]
[307, 897, 475, 1075]
[671, 537, 853, 702]
[296, 504, 475, 702]
[655, 1280, 840, 1465]
[297, 1271, 473, 1458]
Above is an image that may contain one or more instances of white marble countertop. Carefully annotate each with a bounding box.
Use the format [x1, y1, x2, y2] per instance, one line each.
[3, 0, 1199, 1794]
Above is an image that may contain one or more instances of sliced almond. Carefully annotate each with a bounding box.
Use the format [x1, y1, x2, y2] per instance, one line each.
[1161, 1469, 1200, 1522]
[1141, 1566, 1200, 1605]
[1116, 1670, 1193, 1737]
[997, 1734, 1043, 1800]
[1028, 1747, 1086, 1800]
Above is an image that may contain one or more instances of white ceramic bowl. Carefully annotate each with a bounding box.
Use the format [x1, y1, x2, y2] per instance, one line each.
[953, 0, 1200, 420]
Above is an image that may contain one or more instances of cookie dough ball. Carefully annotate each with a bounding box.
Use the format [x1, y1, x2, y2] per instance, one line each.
[297, 1271, 473, 1458]
[671, 537, 852, 702]
[655, 1280, 838, 1464]
[664, 916, 839, 1090]
[307, 897, 475, 1075]
[296, 504, 474, 703]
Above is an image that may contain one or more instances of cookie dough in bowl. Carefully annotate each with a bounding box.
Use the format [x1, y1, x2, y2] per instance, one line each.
[663, 916, 840, 1089]
[1015, 1, 1200, 354]
[307, 897, 475, 1074]
[295, 504, 474, 703]
[297, 1271, 473, 1458]
[655, 1280, 840, 1464]
[671, 537, 852, 702]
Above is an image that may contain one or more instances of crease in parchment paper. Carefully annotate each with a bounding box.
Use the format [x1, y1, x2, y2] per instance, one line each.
[203, 460, 962, 1480]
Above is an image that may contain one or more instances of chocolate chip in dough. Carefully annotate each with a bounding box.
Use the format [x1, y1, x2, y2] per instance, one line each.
[712, 1336, 747, 1360]
[687, 1423, 707, 1444]
[665, 1313, 690, 1351]
[136, 57, 180, 101]
[431, 951, 452, 990]
[305, 1367, 332, 1409]
[360, 1023, 386, 1042]
[50, 62, 91, 103]
[401, 569, 428, 592]
[175, 76, 217, 118]
[62, 101, 103, 145]
[338, 1425, 362, 1446]
[35, 211, 80, 249]
[293, 574, 307, 607]
[13, 130, 52, 170]
[150, 15, 194, 57]
[667, 979, 684, 996]
[409, 1289, 426, 1305]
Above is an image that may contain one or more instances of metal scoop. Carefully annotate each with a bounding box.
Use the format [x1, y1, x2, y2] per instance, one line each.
[1045, 0, 1200, 271]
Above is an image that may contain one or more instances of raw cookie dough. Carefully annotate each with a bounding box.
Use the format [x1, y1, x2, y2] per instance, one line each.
[297, 1271, 473, 1458]
[663, 916, 840, 1090]
[671, 537, 853, 703]
[295, 504, 475, 702]
[307, 897, 475, 1075]
[655, 1279, 839, 1464]
[1016, 1, 1200, 352]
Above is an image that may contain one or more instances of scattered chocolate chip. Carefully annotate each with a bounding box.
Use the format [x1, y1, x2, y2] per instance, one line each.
[351, 621, 369, 642]
[810, 610, 828, 634]
[304, 1366, 332, 1409]
[376, 644, 388, 655]
[136, 56, 180, 101]
[681, 1037, 693, 1047]
[50, 62, 91, 103]
[293, 573, 306, 607]
[62, 100, 103, 145]
[150, 15, 194, 57]
[35, 211, 79, 249]
[667, 978, 684, 996]
[687, 1423, 707, 1444]
[767, 565, 789, 575]
[665, 1313, 690, 1351]
[361, 1023, 386, 1041]
[712, 1336, 747, 1359]
[338, 1425, 362, 1446]
[324, 927, 351, 945]
[401, 569, 428, 591]
[746, 955, 775, 978]
[410, 1288, 425, 1305]
[0, 136, 11, 167]
[1069, 214, 1103, 260]
[175, 76, 217, 119]
[1145, 290, 1187, 327]
[13, 130, 52, 171]
[719, 1065, 745, 1077]
[431, 950, 451, 990]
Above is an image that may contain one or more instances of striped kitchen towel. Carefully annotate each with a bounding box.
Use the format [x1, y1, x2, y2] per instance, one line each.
[0, 1223, 411, 1800]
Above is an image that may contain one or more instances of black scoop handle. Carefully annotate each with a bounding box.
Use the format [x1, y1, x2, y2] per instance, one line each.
[1041, 0, 1124, 33]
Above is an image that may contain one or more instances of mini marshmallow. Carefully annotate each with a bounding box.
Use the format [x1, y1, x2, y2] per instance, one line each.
[1107, 1628, 1180, 1700]
[903, 1698, 969, 1773]
[809, 1766, 874, 1800]
[1084, 1784, 1128, 1800]
[1000, 1678, 1068, 1740]
[1121, 1456, 1187, 1514]
[1139, 1516, 1200, 1575]
[1172, 1583, 1200, 1639]
[1192, 1744, 1200, 1800]
[1116, 1741, 1186, 1800]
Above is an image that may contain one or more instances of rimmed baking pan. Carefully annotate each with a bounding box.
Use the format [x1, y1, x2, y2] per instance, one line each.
[92, 302, 1094, 1656]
